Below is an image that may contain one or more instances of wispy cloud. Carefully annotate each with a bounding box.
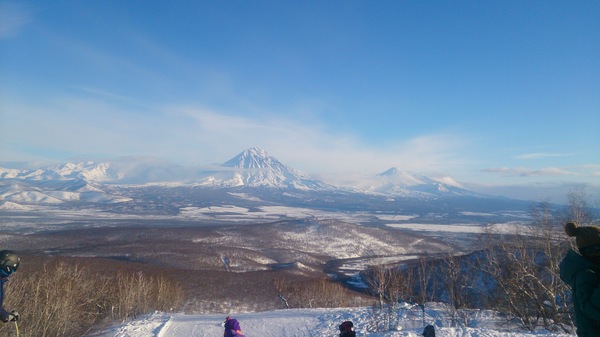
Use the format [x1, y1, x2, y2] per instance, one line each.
[482, 167, 576, 177]
[581, 164, 600, 171]
[515, 152, 574, 160]
[466, 181, 600, 204]
[177, 106, 470, 174]
[0, 2, 32, 39]
[567, 164, 600, 178]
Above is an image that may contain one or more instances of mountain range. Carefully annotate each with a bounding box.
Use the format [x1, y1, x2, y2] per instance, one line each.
[0, 147, 529, 223]
[0, 147, 475, 197]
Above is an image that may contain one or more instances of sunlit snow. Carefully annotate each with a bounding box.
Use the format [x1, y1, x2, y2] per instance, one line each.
[91, 306, 572, 337]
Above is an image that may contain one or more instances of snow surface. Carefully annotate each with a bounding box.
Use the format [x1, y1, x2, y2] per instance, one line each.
[386, 222, 528, 235]
[179, 204, 375, 224]
[91, 306, 573, 337]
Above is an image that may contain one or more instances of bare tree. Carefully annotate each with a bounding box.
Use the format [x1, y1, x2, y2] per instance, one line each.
[272, 276, 350, 309]
[416, 255, 436, 324]
[562, 186, 595, 226]
[439, 253, 479, 327]
[362, 260, 394, 332]
[3, 260, 183, 337]
[364, 263, 392, 310]
[478, 199, 578, 333]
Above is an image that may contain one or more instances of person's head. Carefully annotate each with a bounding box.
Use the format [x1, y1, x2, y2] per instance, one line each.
[224, 317, 241, 330]
[565, 222, 600, 264]
[422, 324, 436, 337]
[0, 250, 20, 278]
[339, 321, 353, 332]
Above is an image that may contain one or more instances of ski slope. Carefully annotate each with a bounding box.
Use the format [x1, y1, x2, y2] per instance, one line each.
[90, 306, 573, 337]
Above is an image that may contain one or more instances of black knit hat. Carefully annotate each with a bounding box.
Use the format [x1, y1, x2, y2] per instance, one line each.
[565, 222, 600, 257]
[339, 321, 353, 331]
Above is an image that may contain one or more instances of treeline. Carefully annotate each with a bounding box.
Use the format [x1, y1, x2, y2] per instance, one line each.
[0, 260, 183, 337]
[273, 276, 371, 309]
[361, 189, 596, 334]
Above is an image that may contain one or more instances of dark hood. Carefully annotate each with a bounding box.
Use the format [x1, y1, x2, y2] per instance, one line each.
[225, 318, 241, 330]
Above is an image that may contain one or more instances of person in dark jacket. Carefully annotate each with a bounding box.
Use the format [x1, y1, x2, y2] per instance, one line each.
[223, 316, 245, 337]
[559, 222, 600, 337]
[422, 324, 436, 337]
[338, 320, 356, 337]
[0, 250, 20, 324]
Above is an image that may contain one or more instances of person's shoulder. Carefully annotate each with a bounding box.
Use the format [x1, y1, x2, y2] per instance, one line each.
[576, 268, 600, 286]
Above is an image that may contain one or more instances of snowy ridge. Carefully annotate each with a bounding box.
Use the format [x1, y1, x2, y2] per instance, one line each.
[0, 171, 130, 205]
[0, 201, 34, 210]
[0, 161, 122, 182]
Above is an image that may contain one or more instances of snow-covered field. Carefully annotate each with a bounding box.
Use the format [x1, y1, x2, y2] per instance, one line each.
[91, 306, 573, 337]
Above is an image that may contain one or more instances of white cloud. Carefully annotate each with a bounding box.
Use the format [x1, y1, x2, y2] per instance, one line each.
[175, 106, 470, 175]
[1, 94, 470, 178]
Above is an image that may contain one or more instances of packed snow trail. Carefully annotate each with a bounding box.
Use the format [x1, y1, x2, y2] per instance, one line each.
[157, 310, 327, 337]
[91, 308, 574, 337]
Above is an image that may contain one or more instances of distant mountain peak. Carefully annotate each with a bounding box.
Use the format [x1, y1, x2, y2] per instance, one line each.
[223, 147, 280, 169]
[204, 148, 331, 190]
[378, 167, 399, 176]
[377, 168, 428, 186]
[354, 167, 474, 198]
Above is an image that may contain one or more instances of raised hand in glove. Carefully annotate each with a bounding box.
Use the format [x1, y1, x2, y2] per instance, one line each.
[7, 311, 19, 322]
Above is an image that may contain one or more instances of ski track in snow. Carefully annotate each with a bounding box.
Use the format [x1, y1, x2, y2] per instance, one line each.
[92, 308, 573, 337]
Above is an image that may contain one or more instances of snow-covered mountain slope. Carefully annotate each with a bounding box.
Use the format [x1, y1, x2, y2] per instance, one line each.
[0, 161, 122, 182]
[354, 167, 481, 198]
[0, 175, 130, 205]
[196, 147, 333, 190]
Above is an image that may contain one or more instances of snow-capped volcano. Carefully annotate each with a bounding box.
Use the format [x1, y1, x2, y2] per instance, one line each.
[223, 147, 281, 169]
[377, 167, 432, 185]
[357, 167, 475, 197]
[199, 147, 330, 190]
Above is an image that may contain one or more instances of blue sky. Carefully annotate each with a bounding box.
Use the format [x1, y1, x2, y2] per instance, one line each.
[1, 0, 599, 202]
